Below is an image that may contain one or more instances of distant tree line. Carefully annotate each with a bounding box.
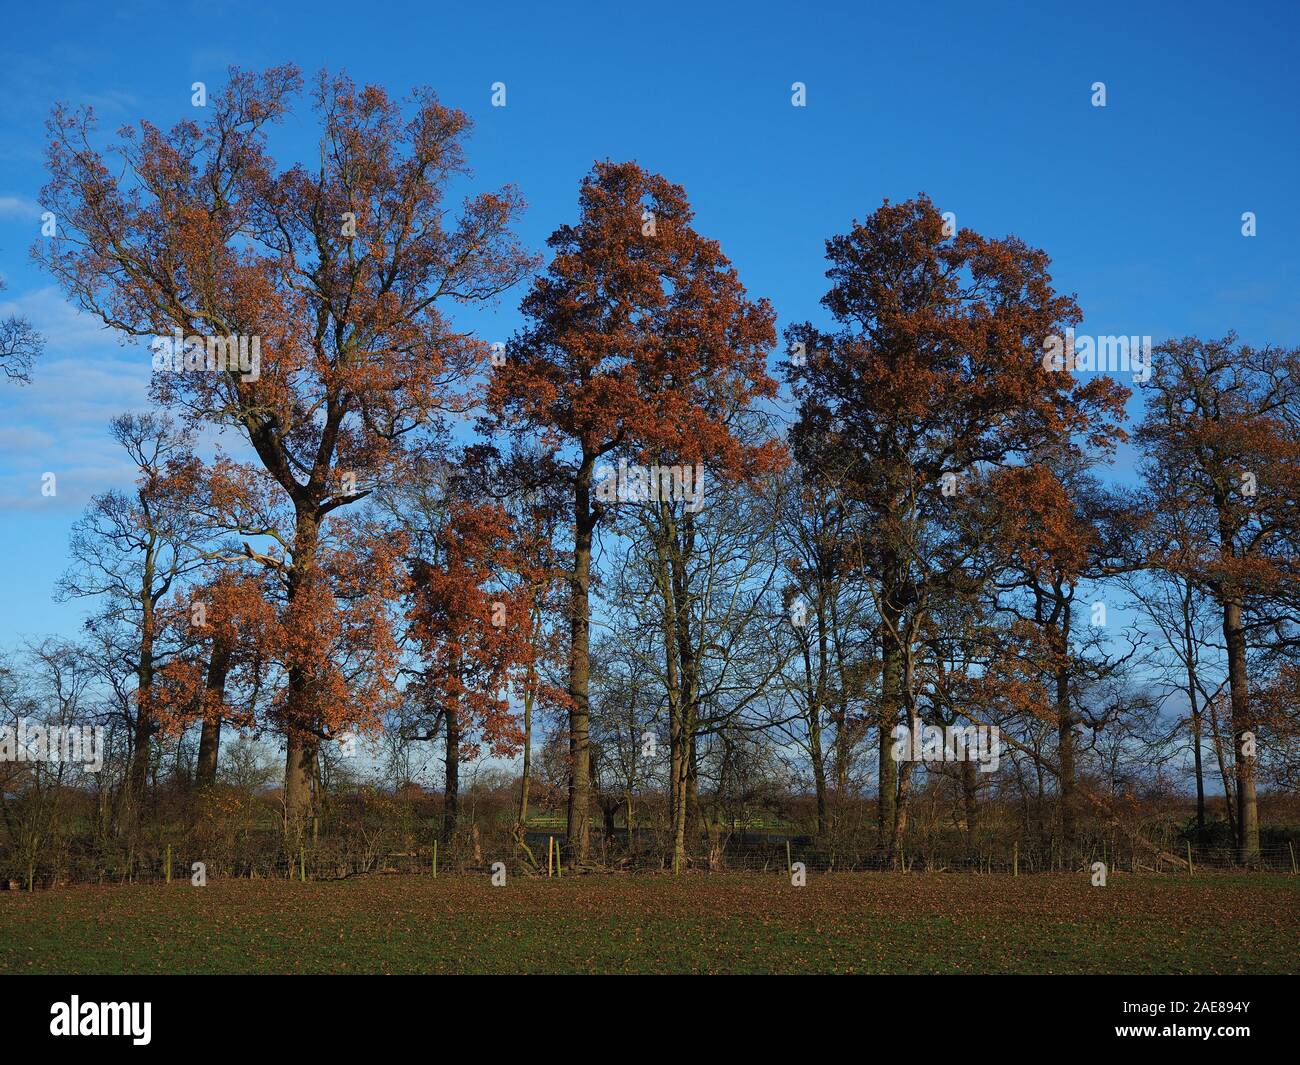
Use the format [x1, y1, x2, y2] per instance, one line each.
[2, 67, 1297, 884]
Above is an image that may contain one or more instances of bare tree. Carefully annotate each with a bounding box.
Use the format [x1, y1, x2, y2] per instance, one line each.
[0, 277, 43, 384]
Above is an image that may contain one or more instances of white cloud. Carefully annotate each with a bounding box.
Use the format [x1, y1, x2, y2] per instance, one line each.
[0, 195, 41, 220]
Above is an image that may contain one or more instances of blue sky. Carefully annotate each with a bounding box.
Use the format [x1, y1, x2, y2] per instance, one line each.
[1, 0, 1297, 648]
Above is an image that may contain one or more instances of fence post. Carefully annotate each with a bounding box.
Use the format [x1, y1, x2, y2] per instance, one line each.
[1013, 841, 1019, 878]
[548, 836, 554, 878]
[786, 839, 792, 875]
[165, 844, 172, 885]
[432, 840, 438, 879]
[299, 846, 306, 883]
[1289, 842, 1297, 876]
[556, 844, 563, 879]
[1186, 840, 1194, 877]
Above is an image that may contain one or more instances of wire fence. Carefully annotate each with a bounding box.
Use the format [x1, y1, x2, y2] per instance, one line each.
[7, 839, 1296, 888]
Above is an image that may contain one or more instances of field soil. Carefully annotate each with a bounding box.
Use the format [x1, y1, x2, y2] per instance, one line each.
[1, 872, 1296, 975]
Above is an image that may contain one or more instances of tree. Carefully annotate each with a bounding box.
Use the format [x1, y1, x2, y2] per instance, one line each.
[0, 641, 97, 889]
[984, 457, 1138, 853]
[1136, 333, 1300, 861]
[786, 195, 1127, 854]
[775, 464, 874, 837]
[150, 570, 276, 790]
[479, 449, 569, 860]
[36, 67, 532, 842]
[406, 500, 529, 845]
[0, 277, 43, 383]
[485, 161, 780, 861]
[606, 445, 789, 869]
[1121, 463, 1223, 844]
[56, 413, 208, 830]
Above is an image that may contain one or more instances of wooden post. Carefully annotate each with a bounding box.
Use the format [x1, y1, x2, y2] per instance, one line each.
[548, 836, 554, 878]
[1186, 840, 1194, 877]
[786, 839, 792, 875]
[432, 840, 438, 879]
[1289, 841, 1297, 875]
[299, 846, 306, 883]
[165, 844, 172, 884]
[1013, 841, 1019, 878]
[556, 843, 563, 879]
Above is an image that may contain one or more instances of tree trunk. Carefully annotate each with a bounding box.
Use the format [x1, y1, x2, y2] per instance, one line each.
[1056, 664, 1076, 851]
[888, 649, 917, 857]
[1187, 686, 1206, 846]
[122, 592, 156, 828]
[665, 614, 686, 871]
[670, 528, 703, 860]
[565, 470, 594, 862]
[648, 511, 689, 874]
[1179, 582, 1206, 845]
[443, 698, 460, 845]
[283, 729, 316, 846]
[877, 614, 901, 847]
[961, 756, 979, 851]
[891, 747, 912, 858]
[803, 587, 830, 837]
[1207, 689, 1237, 841]
[1222, 598, 1258, 861]
[126, 700, 152, 815]
[624, 790, 636, 855]
[515, 684, 532, 836]
[195, 640, 231, 789]
[810, 721, 828, 838]
[282, 508, 323, 842]
[686, 732, 701, 834]
[829, 591, 852, 807]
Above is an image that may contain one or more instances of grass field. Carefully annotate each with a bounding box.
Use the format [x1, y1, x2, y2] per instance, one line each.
[2, 872, 1296, 974]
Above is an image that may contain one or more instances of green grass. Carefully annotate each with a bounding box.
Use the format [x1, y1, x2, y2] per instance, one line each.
[1, 872, 1295, 974]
